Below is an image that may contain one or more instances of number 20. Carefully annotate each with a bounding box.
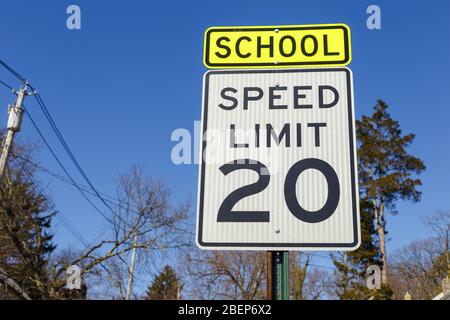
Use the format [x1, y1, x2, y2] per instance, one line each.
[217, 158, 340, 224]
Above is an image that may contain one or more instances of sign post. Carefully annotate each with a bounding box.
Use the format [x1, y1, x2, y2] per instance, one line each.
[271, 251, 289, 300]
[198, 24, 359, 301]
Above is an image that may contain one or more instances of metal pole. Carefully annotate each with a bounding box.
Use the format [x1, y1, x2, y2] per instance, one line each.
[0, 88, 27, 181]
[271, 251, 289, 300]
[446, 227, 449, 278]
[125, 233, 138, 300]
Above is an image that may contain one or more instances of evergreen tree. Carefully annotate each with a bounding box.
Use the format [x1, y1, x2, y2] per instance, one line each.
[332, 100, 424, 299]
[145, 265, 181, 300]
[333, 199, 384, 299]
[356, 100, 425, 286]
[0, 150, 56, 299]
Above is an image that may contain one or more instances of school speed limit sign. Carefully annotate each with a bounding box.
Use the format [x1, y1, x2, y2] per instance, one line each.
[196, 68, 360, 250]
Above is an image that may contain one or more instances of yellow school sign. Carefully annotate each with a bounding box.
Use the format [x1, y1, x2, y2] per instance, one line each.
[204, 24, 351, 68]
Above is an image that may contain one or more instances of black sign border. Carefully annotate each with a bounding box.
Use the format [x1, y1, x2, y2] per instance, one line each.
[197, 68, 359, 249]
[204, 25, 351, 67]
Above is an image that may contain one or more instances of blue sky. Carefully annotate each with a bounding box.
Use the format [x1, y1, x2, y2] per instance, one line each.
[0, 0, 449, 281]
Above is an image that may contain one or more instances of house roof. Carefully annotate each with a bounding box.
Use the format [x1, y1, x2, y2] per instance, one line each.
[432, 290, 450, 300]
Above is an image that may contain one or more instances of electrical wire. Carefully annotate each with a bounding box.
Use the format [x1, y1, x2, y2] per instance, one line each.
[29, 90, 118, 217]
[0, 59, 118, 222]
[15, 153, 144, 216]
[0, 80, 14, 91]
[16, 153, 119, 203]
[0, 60, 26, 82]
[13, 155, 116, 276]
[0, 60, 134, 277]
[10, 153, 90, 246]
[307, 262, 335, 271]
[22, 105, 114, 225]
[309, 253, 332, 259]
[23, 165, 90, 247]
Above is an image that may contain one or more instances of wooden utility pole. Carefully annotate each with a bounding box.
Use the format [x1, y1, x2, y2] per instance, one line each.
[266, 251, 272, 300]
[0, 86, 28, 181]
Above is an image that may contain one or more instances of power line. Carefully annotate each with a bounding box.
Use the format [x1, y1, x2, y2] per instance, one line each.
[0, 59, 117, 222]
[307, 262, 335, 271]
[0, 61, 131, 278]
[12, 155, 115, 276]
[0, 80, 14, 92]
[16, 154, 119, 203]
[18, 161, 90, 247]
[18, 153, 182, 237]
[309, 253, 332, 260]
[0, 60, 26, 82]
[29, 90, 118, 217]
[22, 105, 114, 225]
[0, 78, 117, 227]
[15, 153, 143, 215]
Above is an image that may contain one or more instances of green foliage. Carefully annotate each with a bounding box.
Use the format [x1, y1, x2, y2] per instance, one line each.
[357, 100, 425, 213]
[333, 100, 424, 300]
[0, 152, 56, 299]
[145, 265, 181, 300]
[333, 199, 383, 299]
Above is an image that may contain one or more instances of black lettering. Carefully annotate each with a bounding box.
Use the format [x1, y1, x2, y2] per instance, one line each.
[296, 123, 302, 147]
[293, 86, 312, 109]
[323, 34, 339, 56]
[266, 124, 290, 147]
[218, 87, 238, 110]
[279, 35, 296, 57]
[255, 124, 260, 148]
[229, 124, 249, 148]
[269, 86, 288, 109]
[319, 85, 339, 108]
[215, 37, 231, 58]
[307, 123, 327, 147]
[244, 87, 263, 110]
[236, 36, 251, 58]
[284, 158, 340, 223]
[257, 36, 274, 57]
[300, 35, 318, 57]
[217, 160, 270, 222]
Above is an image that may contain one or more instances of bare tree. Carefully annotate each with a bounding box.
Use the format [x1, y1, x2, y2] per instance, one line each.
[423, 210, 449, 276]
[290, 252, 310, 300]
[391, 238, 446, 299]
[1, 133, 189, 299]
[50, 166, 190, 298]
[390, 210, 449, 299]
[290, 253, 333, 300]
[302, 269, 334, 300]
[183, 250, 333, 301]
[182, 249, 267, 300]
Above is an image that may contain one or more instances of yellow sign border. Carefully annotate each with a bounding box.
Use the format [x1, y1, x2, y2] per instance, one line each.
[203, 23, 352, 69]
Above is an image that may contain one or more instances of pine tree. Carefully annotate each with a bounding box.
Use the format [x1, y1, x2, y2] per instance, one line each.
[333, 199, 383, 299]
[332, 100, 424, 299]
[0, 140, 56, 299]
[356, 100, 425, 286]
[145, 265, 181, 300]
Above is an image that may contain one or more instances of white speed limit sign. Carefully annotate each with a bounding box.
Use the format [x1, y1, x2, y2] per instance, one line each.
[196, 68, 360, 251]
